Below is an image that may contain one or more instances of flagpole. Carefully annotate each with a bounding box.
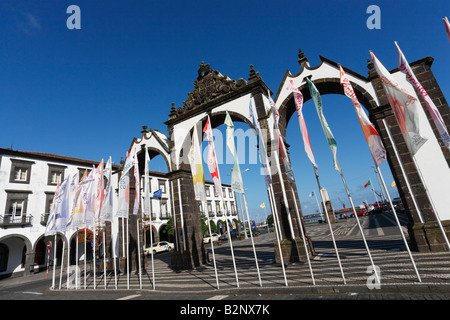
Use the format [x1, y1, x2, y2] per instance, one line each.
[51, 234, 57, 289]
[121, 217, 125, 288]
[113, 220, 118, 289]
[59, 234, 65, 290]
[238, 192, 248, 239]
[177, 180, 187, 251]
[84, 227, 87, 290]
[170, 180, 179, 252]
[242, 192, 262, 287]
[314, 167, 346, 284]
[382, 119, 424, 223]
[369, 178, 379, 206]
[338, 166, 379, 284]
[126, 218, 130, 289]
[268, 185, 288, 286]
[289, 185, 316, 285]
[75, 228, 79, 290]
[373, 166, 386, 203]
[93, 224, 97, 289]
[149, 196, 155, 290]
[377, 166, 422, 281]
[221, 196, 240, 288]
[136, 214, 142, 289]
[203, 201, 220, 289]
[102, 225, 107, 289]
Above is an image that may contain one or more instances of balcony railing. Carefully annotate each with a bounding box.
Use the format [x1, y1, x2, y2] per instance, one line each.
[0, 215, 33, 228]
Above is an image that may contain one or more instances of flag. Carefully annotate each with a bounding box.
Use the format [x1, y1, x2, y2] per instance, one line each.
[117, 150, 135, 218]
[153, 189, 162, 198]
[203, 115, 224, 198]
[308, 191, 314, 197]
[249, 95, 272, 188]
[188, 121, 207, 202]
[45, 181, 60, 236]
[68, 170, 87, 229]
[143, 148, 150, 216]
[444, 17, 450, 44]
[224, 111, 245, 193]
[267, 93, 295, 183]
[52, 176, 71, 233]
[339, 65, 387, 166]
[364, 180, 370, 188]
[133, 148, 140, 216]
[395, 42, 450, 151]
[391, 180, 396, 188]
[287, 80, 318, 169]
[260, 203, 265, 209]
[307, 78, 341, 172]
[94, 159, 104, 223]
[370, 51, 428, 155]
[81, 167, 96, 227]
[100, 157, 113, 222]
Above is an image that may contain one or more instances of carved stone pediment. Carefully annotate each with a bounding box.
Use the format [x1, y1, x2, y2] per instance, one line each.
[168, 62, 248, 121]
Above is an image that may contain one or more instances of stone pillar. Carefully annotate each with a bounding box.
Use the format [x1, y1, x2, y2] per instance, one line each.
[367, 57, 450, 252]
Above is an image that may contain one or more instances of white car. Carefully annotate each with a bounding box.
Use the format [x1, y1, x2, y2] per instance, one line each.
[144, 241, 174, 255]
[203, 233, 219, 244]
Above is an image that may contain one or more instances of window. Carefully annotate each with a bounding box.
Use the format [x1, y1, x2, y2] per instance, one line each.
[207, 201, 212, 214]
[9, 159, 34, 184]
[160, 200, 168, 218]
[158, 180, 166, 194]
[45, 192, 55, 213]
[48, 164, 66, 185]
[205, 187, 210, 197]
[4, 191, 31, 217]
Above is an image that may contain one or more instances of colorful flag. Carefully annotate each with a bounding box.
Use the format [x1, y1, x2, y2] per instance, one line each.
[260, 203, 265, 209]
[308, 191, 314, 197]
[133, 148, 140, 216]
[287, 80, 318, 169]
[203, 115, 223, 198]
[268, 93, 295, 183]
[249, 95, 272, 188]
[307, 78, 341, 172]
[370, 51, 428, 155]
[68, 170, 87, 229]
[188, 121, 207, 202]
[224, 111, 245, 193]
[117, 150, 134, 218]
[364, 180, 371, 188]
[390, 180, 396, 188]
[395, 42, 450, 151]
[143, 148, 151, 216]
[339, 65, 387, 166]
[81, 167, 96, 227]
[100, 157, 113, 222]
[444, 17, 450, 44]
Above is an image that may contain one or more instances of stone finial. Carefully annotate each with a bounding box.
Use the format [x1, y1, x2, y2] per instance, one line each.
[141, 125, 149, 135]
[366, 58, 377, 78]
[298, 49, 310, 68]
[169, 102, 176, 117]
[248, 64, 261, 82]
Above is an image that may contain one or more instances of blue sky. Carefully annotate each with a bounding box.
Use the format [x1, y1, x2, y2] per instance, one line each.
[1, 1, 449, 221]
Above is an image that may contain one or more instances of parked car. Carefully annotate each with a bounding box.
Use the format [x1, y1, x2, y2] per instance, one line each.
[350, 210, 367, 217]
[203, 233, 219, 243]
[144, 241, 174, 255]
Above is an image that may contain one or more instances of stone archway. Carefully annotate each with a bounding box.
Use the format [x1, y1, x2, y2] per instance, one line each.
[275, 50, 450, 252]
[0, 234, 33, 277]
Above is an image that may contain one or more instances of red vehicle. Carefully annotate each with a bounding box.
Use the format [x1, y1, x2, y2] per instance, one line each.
[350, 210, 367, 217]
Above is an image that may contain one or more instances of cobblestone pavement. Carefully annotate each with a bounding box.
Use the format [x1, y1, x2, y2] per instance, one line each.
[2, 213, 450, 300]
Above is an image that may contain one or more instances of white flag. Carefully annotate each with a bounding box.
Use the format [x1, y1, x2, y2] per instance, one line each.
[100, 157, 113, 222]
[370, 50, 428, 155]
[188, 121, 207, 202]
[132, 148, 140, 216]
[53, 176, 71, 233]
[117, 150, 135, 218]
[143, 148, 150, 217]
[94, 159, 104, 223]
[224, 111, 245, 194]
[203, 115, 223, 198]
[81, 167, 96, 227]
[395, 42, 450, 151]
